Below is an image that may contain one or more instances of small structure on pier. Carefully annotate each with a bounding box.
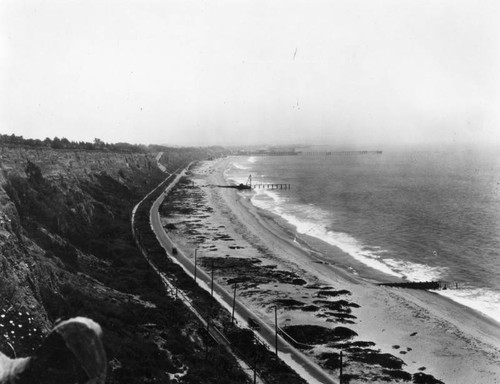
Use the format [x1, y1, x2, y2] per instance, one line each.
[217, 175, 291, 191]
[218, 174, 252, 190]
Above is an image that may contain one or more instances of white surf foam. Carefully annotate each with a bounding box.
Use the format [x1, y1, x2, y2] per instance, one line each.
[224, 159, 255, 185]
[232, 162, 250, 170]
[251, 191, 500, 325]
[225, 156, 500, 326]
[224, 170, 247, 186]
[250, 192, 447, 281]
[292, 220, 403, 278]
[434, 286, 500, 324]
[383, 258, 446, 282]
[252, 188, 287, 208]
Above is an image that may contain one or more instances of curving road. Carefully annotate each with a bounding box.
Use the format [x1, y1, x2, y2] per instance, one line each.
[149, 168, 339, 384]
[132, 167, 265, 383]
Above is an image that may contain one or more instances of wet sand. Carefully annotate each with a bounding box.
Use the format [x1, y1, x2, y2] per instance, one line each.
[161, 158, 500, 384]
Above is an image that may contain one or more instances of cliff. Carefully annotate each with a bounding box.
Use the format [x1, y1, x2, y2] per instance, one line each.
[0, 144, 241, 383]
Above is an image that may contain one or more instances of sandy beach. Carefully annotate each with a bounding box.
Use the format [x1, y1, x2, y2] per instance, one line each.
[161, 158, 500, 384]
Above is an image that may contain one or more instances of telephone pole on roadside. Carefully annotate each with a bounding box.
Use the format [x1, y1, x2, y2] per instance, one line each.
[274, 306, 278, 356]
[231, 284, 237, 325]
[211, 259, 214, 296]
[194, 249, 198, 282]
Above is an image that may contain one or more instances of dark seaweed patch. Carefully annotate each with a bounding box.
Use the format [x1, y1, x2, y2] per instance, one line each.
[349, 352, 405, 370]
[282, 325, 358, 345]
[317, 289, 351, 297]
[413, 372, 445, 384]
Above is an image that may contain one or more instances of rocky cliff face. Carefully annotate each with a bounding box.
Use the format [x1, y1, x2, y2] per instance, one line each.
[0, 145, 232, 383]
[0, 148, 165, 353]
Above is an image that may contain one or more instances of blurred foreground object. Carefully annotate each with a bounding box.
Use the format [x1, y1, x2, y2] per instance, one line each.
[0, 317, 106, 384]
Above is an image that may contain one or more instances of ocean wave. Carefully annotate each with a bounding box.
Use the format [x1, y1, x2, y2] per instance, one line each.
[434, 287, 500, 324]
[251, 189, 288, 209]
[251, 188, 500, 325]
[224, 169, 248, 185]
[384, 258, 446, 282]
[224, 159, 254, 184]
[231, 162, 250, 170]
[251, 192, 447, 281]
[292, 221, 403, 278]
[226, 152, 500, 327]
[222, 167, 233, 181]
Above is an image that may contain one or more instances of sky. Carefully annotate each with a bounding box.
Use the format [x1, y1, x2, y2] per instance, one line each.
[0, 0, 499, 148]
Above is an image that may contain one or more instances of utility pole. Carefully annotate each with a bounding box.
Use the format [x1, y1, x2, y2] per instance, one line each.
[339, 350, 343, 384]
[194, 249, 197, 282]
[253, 333, 257, 384]
[207, 308, 210, 333]
[274, 306, 278, 356]
[231, 284, 237, 325]
[211, 259, 214, 296]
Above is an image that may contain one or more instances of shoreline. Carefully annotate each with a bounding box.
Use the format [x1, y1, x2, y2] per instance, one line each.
[244, 178, 500, 333]
[163, 157, 500, 384]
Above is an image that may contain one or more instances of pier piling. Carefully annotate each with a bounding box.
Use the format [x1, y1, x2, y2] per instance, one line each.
[254, 183, 290, 190]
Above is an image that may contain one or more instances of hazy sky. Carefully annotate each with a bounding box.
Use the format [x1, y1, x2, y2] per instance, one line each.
[0, 0, 499, 147]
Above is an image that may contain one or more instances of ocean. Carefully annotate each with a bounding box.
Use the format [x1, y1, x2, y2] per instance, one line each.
[224, 148, 500, 324]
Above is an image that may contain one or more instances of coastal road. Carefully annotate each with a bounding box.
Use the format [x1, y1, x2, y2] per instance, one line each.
[149, 170, 339, 384]
[132, 167, 265, 383]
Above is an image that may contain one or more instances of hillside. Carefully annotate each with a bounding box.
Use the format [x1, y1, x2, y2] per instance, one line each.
[0, 142, 246, 383]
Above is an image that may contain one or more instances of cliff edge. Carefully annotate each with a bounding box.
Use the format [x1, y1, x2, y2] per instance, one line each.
[0, 143, 241, 383]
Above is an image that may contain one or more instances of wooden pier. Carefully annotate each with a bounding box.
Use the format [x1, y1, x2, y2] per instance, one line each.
[299, 150, 383, 156]
[217, 176, 292, 191]
[253, 183, 291, 190]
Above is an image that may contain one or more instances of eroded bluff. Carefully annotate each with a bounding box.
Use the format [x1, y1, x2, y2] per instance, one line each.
[0, 146, 227, 383]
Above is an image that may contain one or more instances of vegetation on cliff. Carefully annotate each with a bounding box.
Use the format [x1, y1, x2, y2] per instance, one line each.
[0, 140, 242, 383]
[0, 134, 146, 152]
[0, 133, 226, 157]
